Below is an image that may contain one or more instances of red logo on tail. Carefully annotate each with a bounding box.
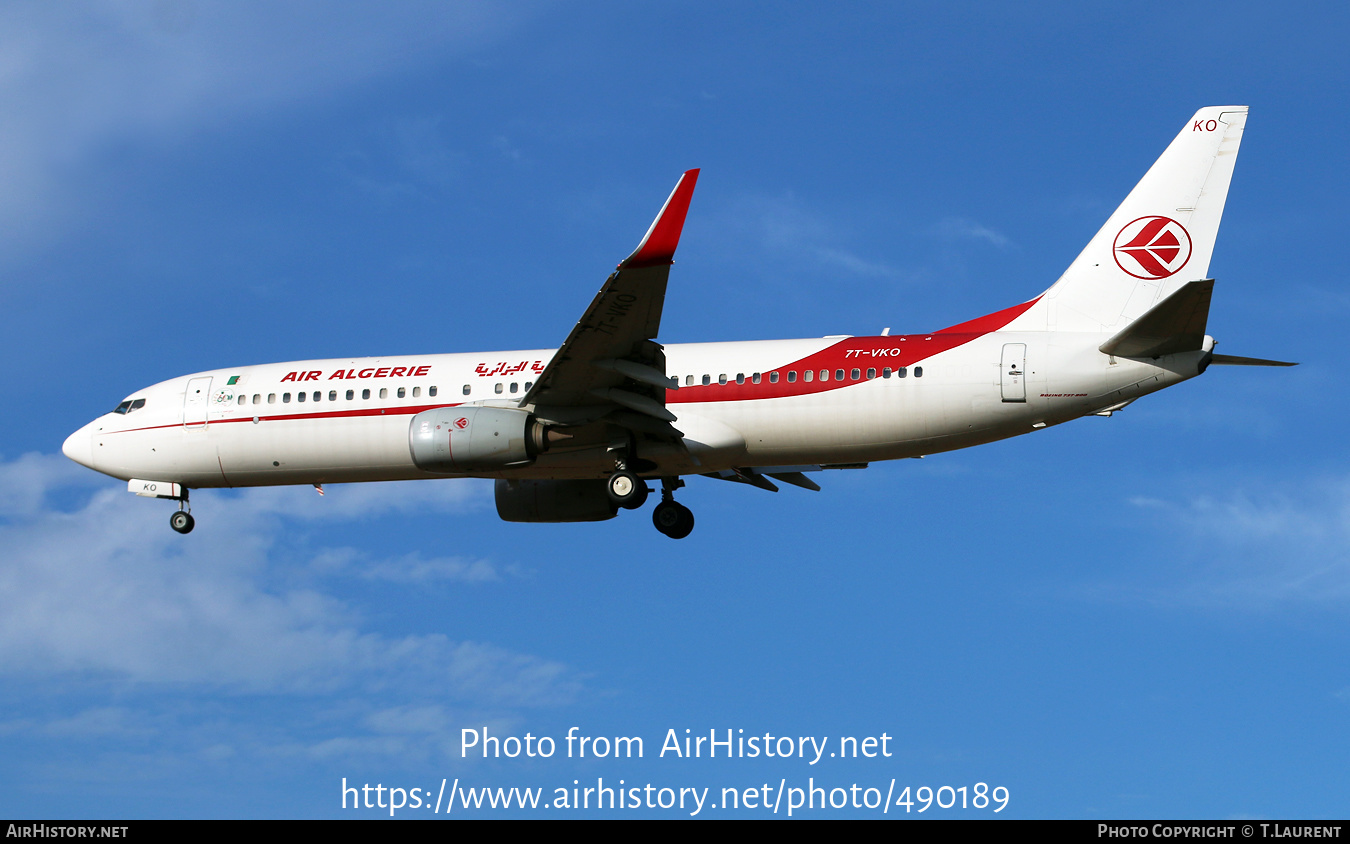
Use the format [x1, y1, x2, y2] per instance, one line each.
[1113, 216, 1192, 280]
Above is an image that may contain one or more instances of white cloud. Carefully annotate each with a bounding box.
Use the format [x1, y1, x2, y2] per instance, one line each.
[929, 216, 1012, 248]
[312, 547, 508, 584]
[813, 246, 897, 278]
[1125, 475, 1350, 606]
[713, 192, 902, 280]
[0, 1, 536, 258]
[0, 454, 573, 706]
[0, 452, 103, 519]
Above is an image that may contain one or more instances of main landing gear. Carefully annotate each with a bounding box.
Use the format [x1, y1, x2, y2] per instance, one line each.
[169, 491, 195, 534]
[605, 469, 694, 538]
[606, 470, 650, 510]
[651, 477, 694, 540]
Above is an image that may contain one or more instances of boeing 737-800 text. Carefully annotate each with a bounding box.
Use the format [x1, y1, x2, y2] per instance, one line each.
[62, 106, 1291, 538]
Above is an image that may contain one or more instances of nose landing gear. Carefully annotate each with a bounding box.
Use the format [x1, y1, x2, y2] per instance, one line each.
[170, 510, 195, 534]
[169, 491, 194, 534]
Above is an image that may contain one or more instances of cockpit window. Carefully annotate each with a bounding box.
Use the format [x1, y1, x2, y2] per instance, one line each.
[112, 398, 147, 415]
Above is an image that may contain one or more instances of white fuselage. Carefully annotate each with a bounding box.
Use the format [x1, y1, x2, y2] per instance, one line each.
[56, 106, 1255, 539]
[61, 327, 1206, 489]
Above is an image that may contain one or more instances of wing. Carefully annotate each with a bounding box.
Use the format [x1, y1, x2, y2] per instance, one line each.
[520, 169, 699, 434]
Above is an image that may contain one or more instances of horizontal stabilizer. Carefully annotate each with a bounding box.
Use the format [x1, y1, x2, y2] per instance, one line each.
[1099, 279, 1213, 358]
[1208, 354, 1298, 367]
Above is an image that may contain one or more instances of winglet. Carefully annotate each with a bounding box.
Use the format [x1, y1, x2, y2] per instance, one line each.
[622, 169, 700, 268]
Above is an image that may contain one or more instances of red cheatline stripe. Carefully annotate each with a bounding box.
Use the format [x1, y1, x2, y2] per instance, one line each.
[106, 402, 464, 436]
[667, 297, 1040, 404]
[107, 296, 1039, 427]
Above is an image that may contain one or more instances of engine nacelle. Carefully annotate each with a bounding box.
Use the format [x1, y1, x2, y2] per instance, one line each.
[409, 407, 544, 473]
[495, 479, 618, 522]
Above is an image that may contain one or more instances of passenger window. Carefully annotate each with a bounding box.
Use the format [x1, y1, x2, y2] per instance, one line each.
[329, 391, 337, 401]
[770, 372, 779, 384]
[836, 369, 845, 381]
[851, 368, 860, 380]
[494, 383, 503, 394]
[866, 368, 876, 379]
[379, 388, 388, 399]
[237, 395, 246, 406]
[820, 370, 829, 382]
[702, 375, 711, 386]
[268, 394, 277, 404]
[346, 390, 355, 400]
[525, 382, 532, 391]
[253, 394, 261, 404]
[685, 375, 694, 386]
[313, 391, 321, 402]
[718, 374, 727, 385]
[736, 373, 745, 385]
[462, 385, 471, 395]
[898, 367, 907, 378]
[915, 366, 924, 378]
[804, 370, 813, 383]
[883, 368, 892, 378]
[413, 387, 421, 398]
[787, 371, 796, 383]
[430, 386, 438, 397]
[296, 392, 305, 403]
[752, 373, 761, 384]
[510, 382, 518, 393]
[398, 387, 406, 399]
[362, 389, 371, 400]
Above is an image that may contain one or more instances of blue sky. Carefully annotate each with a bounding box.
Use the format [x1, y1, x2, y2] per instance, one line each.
[1, 1, 1345, 818]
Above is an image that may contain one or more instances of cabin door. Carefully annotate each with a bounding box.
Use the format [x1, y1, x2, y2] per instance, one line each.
[184, 377, 212, 427]
[1000, 344, 1026, 403]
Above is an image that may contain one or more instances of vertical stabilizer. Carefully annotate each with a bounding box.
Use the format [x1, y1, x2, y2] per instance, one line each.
[1019, 107, 1246, 334]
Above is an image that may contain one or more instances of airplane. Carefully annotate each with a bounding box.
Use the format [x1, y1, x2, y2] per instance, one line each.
[62, 106, 1293, 539]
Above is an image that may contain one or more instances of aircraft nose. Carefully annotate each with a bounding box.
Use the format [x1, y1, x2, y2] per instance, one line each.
[62, 423, 95, 470]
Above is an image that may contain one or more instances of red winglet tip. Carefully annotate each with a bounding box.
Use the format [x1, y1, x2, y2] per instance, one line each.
[624, 169, 700, 268]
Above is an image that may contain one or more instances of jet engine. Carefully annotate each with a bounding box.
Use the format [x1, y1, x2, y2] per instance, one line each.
[495, 479, 618, 522]
[408, 407, 551, 473]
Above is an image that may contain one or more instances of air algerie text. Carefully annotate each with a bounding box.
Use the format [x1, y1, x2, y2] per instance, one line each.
[279, 365, 432, 382]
